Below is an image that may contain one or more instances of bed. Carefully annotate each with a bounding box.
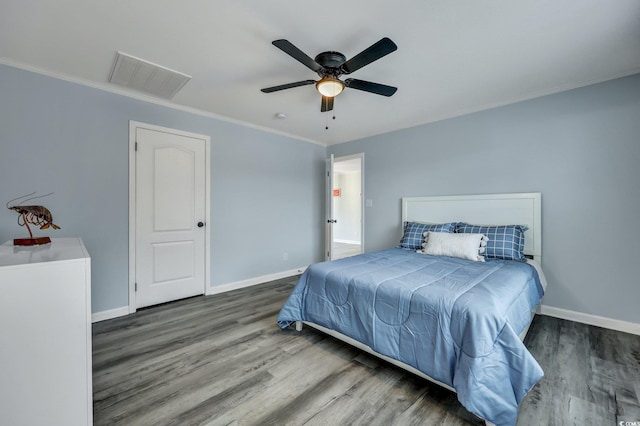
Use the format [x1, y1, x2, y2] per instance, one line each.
[277, 193, 547, 426]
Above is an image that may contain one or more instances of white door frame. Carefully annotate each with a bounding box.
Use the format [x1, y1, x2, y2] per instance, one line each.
[128, 121, 211, 314]
[325, 154, 334, 261]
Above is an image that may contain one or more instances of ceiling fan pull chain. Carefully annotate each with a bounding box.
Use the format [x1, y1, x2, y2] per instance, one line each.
[324, 105, 337, 130]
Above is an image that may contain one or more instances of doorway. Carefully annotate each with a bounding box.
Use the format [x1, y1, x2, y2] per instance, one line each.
[328, 154, 364, 260]
[128, 122, 211, 312]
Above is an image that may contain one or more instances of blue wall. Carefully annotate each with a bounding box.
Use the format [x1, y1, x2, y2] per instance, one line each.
[329, 73, 640, 324]
[3, 62, 639, 326]
[0, 64, 326, 314]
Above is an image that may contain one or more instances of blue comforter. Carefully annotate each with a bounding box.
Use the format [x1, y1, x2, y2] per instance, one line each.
[277, 248, 544, 426]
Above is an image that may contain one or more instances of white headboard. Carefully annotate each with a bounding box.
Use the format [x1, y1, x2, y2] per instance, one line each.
[402, 193, 541, 261]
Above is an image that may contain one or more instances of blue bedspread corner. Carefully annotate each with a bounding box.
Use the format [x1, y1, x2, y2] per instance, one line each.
[276, 269, 309, 329]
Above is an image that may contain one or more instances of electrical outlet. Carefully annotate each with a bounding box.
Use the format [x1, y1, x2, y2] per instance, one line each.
[283, 252, 288, 261]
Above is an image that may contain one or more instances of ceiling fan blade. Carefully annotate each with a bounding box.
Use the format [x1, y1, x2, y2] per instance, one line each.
[321, 96, 334, 112]
[261, 80, 316, 93]
[272, 39, 323, 72]
[344, 79, 397, 97]
[341, 37, 397, 74]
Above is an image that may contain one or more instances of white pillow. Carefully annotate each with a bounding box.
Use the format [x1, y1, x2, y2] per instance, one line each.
[419, 231, 487, 262]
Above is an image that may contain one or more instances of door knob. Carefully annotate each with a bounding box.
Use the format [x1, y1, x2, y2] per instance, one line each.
[197, 222, 205, 228]
[327, 219, 337, 224]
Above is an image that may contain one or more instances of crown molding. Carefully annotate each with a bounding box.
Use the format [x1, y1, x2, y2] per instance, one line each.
[0, 57, 326, 147]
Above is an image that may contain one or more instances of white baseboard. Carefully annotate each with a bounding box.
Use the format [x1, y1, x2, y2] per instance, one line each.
[91, 292, 640, 338]
[540, 305, 640, 336]
[92, 306, 129, 323]
[206, 266, 307, 296]
[91, 267, 306, 323]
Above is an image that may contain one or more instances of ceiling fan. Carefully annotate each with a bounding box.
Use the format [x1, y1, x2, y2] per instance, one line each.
[261, 37, 398, 112]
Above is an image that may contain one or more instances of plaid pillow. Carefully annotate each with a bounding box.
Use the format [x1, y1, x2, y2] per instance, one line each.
[398, 221, 456, 250]
[455, 223, 528, 261]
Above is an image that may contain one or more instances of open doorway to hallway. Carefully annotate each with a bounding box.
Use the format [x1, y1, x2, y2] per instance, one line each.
[331, 155, 363, 260]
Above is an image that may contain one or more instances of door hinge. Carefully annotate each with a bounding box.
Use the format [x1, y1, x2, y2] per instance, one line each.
[135, 282, 137, 292]
[135, 142, 138, 151]
[327, 251, 330, 257]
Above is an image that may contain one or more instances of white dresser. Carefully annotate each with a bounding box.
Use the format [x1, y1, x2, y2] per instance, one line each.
[0, 237, 92, 426]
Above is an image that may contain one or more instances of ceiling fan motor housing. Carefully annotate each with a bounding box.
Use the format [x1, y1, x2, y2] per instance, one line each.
[314, 51, 347, 77]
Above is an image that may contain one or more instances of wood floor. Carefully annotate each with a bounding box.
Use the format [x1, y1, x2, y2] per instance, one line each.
[332, 242, 362, 260]
[93, 276, 640, 426]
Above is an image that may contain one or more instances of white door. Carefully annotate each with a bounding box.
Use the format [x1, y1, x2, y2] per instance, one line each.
[133, 125, 208, 309]
[325, 154, 335, 260]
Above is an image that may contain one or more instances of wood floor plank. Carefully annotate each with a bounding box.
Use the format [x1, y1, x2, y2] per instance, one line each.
[93, 277, 640, 426]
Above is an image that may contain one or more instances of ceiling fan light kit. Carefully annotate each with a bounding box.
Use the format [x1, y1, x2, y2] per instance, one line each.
[261, 37, 398, 112]
[316, 76, 344, 97]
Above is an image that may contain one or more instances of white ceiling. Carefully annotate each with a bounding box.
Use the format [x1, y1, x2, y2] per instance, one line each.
[2, 1, 639, 146]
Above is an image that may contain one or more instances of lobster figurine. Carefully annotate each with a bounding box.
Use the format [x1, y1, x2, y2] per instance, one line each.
[7, 192, 60, 245]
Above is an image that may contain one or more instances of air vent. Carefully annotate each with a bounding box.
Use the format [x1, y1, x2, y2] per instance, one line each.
[108, 51, 191, 99]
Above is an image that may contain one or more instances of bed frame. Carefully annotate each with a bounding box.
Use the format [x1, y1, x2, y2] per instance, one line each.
[296, 192, 544, 425]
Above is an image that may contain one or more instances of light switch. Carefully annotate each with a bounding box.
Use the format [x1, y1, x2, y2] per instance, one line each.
[365, 199, 373, 207]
